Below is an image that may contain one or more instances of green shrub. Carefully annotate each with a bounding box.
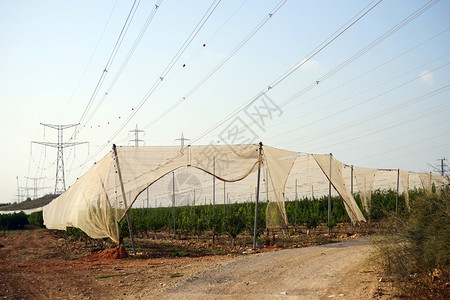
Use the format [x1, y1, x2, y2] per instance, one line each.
[27, 211, 44, 228]
[374, 192, 449, 298]
[0, 211, 28, 230]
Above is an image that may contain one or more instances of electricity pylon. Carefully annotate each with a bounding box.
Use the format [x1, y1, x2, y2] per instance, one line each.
[25, 176, 47, 199]
[175, 132, 189, 147]
[129, 124, 144, 146]
[32, 123, 87, 194]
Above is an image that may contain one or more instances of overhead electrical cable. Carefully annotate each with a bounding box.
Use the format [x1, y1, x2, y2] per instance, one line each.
[285, 27, 449, 113]
[282, 83, 450, 148]
[192, 0, 438, 145]
[354, 131, 450, 163]
[103, 0, 222, 144]
[362, 140, 450, 167]
[71, 0, 142, 142]
[266, 52, 449, 140]
[57, 0, 120, 121]
[190, 0, 383, 144]
[162, 0, 249, 84]
[141, 0, 288, 132]
[65, 0, 163, 179]
[82, 0, 163, 128]
[80, 0, 222, 169]
[277, 0, 440, 109]
[310, 111, 450, 152]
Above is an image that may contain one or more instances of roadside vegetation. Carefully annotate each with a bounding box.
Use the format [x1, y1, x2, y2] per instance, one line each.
[374, 188, 449, 299]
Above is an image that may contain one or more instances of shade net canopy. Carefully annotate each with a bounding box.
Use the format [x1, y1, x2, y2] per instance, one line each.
[44, 144, 448, 243]
[44, 144, 297, 243]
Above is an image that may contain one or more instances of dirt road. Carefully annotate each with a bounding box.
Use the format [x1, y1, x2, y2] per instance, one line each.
[1, 229, 394, 299]
[145, 239, 388, 299]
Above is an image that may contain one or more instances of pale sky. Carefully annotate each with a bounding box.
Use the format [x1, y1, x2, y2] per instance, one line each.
[1, 0, 449, 203]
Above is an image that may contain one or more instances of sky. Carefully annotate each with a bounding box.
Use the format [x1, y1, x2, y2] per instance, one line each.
[0, 0, 449, 204]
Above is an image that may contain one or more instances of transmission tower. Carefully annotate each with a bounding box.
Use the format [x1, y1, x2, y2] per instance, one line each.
[129, 124, 144, 146]
[437, 158, 448, 176]
[25, 176, 47, 199]
[175, 132, 190, 147]
[428, 158, 449, 176]
[32, 123, 87, 194]
[15, 176, 26, 202]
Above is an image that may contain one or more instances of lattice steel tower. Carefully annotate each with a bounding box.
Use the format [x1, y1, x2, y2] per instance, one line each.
[33, 123, 87, 194]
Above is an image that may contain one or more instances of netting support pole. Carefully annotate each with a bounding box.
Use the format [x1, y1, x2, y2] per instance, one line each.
[113, 144, 136, 254]
[350, 165, 354, 195]
[395, 168, 400, 215]
[294, 179, 298, 233]
[253, 142, 263, 249]
[328, 153, 332, 236]
[224, 181, 227, 216]
[212, 158, 216, 244]
[172, 171, 176, 239]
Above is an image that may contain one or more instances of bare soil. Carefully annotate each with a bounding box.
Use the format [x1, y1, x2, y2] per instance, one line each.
[0, 227, 397, 299]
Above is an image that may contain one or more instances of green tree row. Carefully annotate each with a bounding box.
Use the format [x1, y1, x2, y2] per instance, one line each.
[120, 188, 422, 242]
[120, 201, 265, 244]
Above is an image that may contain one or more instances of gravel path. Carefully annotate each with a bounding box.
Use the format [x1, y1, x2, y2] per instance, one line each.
[146, 238, 375, 299]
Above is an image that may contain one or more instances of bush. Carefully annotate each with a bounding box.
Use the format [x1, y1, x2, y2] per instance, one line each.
[27, 211, 44, 228]
[0, 211, 28, 230]
[374, 192, 449, 298]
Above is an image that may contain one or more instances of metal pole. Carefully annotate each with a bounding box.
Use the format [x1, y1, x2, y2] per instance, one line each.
[395, 168, 399, 214]
[328, 153, 332, 235]
[212, 158, 216, 243]
[224, 181, 226, 215]
[146, 188, 149, 218]
[266, 168, 269, 203]
[295, 179, 298, 233]
[213, 158, 216, 212]
[253, 142, 263, 249]
[172, 171, 176, 239]
[350, 165, 354, 195]
[112, 144, 136, 254]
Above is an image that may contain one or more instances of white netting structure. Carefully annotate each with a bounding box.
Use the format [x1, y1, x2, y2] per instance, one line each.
[44, 144, 449, 243]
[353, 166, 378, 212]
[44, 144, 298, 243]
[312, 154, 366, 224]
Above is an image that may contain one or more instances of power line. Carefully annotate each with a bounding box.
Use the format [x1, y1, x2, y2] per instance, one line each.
[275, 62, 450, 147]
[274, 32, 450, 127]
[105, 0, 222, 144]
[190, 0, 383, 144]
[80, 0, 223, 167]
[142, 0, 288, 132]
[57, 0, 120, 120]
[281, 83, 450, 149]
[307, 108, 450, 153]
[80, 0, 163, 130]
[353, 132, 450, 165]
[193, 0, 439, 146]
[71, 0, 142, 141]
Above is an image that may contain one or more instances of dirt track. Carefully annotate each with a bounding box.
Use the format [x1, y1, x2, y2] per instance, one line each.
[0, 229, 395, 299]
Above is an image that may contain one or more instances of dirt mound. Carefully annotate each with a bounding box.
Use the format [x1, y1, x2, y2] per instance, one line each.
[84, 246, 128, 260]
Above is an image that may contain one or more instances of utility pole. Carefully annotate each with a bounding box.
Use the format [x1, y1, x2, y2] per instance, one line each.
[32, 123, 87, 195]
[15, 176, 26, 203]
[16, 176, 20, 202]
[25, 177, 47, 200]
[438, 158, 447, 176]
[175, 132, 190, 147]
[129, 124, 144, 146]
